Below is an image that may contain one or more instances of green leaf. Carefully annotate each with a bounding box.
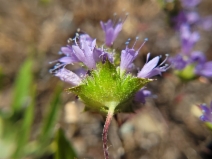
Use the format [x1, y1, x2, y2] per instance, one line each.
[11, 58, 33, 114]
[68, 61, 151, 115]
[12, 84, 36, 158]
[38, 84, 62, 145]
[54, 128, 77, 159]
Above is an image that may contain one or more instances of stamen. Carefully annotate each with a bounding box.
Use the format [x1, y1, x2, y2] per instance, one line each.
[159, 54, 169, 66]
[58, 51, 63, 55]
[137, 38, 148, 51]
[49, 60, 58, 64]
[67, 38, 73, 43]
[132, 37, 139, 49]
[146, 53, 151, 63]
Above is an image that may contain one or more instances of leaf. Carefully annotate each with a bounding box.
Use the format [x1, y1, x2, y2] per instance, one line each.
[11, 58, 33, 114]
[69, 61, 151, 114]
[54, 128, 77, 159]
[12, 84, 36, 158]
[38, 84, 62, 145]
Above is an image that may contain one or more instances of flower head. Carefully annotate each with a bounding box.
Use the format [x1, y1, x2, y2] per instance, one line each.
[50, 18, 169, 115]
[200, 102, 212, 122]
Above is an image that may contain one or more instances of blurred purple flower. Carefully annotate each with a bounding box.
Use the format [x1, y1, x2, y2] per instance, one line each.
[189, 51, 206, 63]
[137, 53, 169, 78]
[100, 18, 124, 47]
[169, 54, 187, 70]
[199, 16, 212, 31]
[195, 61, 212, 77]
[180, 0, 201, 8]
[180, 24, 200, 54]
[134, 88, 152, 104]
[200, 102, 212, 122]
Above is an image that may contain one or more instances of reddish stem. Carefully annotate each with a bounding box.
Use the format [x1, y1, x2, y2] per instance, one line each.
[102, 109, 114, 159]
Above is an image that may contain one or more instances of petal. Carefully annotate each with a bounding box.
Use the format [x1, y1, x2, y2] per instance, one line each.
[55, 68, 81, 86]
[137, 56, 160, 78]
[59, 56, 79, 64]
[105, 28, 115, 46]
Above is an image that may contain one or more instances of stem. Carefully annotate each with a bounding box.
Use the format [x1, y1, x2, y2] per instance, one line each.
[102, 107, 114, 159]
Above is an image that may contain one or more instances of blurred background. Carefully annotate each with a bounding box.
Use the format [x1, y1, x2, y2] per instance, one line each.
[1, 0, 212, 158]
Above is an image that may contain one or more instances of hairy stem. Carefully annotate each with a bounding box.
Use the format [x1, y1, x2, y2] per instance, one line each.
[102, 107, 114, 159]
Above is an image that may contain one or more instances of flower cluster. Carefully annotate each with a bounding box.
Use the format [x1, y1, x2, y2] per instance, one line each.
[173, 0, 212, 31]
[170, 0, 212, 79]
[50, 17, 169, 112]
[50, 18, 170, 159]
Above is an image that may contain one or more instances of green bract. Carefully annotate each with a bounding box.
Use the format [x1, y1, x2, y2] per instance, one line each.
[67, 61, 151, 115]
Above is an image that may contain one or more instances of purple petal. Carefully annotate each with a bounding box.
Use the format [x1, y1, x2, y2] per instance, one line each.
[169, 54, 187, 70]
[55, 68, 82, 86]
[195, 61, 212, 77]
[58, 56, 79, 64]
[120, 48, 138, 72]
[101, 19, 124, 47]
[137, 56, 160, 78]
[134, 89, 152, 104]
[190, 51, 206, 64]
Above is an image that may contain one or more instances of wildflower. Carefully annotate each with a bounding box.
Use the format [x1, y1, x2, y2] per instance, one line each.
[137, 53, 169, 78]
[200, 102, 212, 122]
[120, 38, 147, 73]
[134, 88, 152, 104]
[50, 19, 169, 159]
[169, 54, 187, 70]
[100, 15, 126, 47]
[180, 24, 200, 54]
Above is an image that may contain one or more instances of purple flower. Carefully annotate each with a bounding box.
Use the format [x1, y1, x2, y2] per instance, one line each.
[134, 88, 152, 104]
[72, 39, 100, 69]
[186, 11, 200, 24]
[180, 0, 201, 8]
[200, 102, 212, 122]
[169, 54, 187, 70]
[199, 16, 212, 31]
[137, 53, 169, 78]
[54, 68, 82, 86]
[195, 61, 212, 77]
[120, 38, 147, 72]
[189, 51, 206, 64]
[100, 18, 124, 47]
[180, 24, 200, 54]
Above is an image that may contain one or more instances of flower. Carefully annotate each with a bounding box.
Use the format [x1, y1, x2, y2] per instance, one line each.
[180, 24, 200, 54]
[200, 102, 212, 122]
[169, 54, 187, 70]
[134, 88, 152, 104]
[120, 38, 147, 73]
[137, 53, 169, 78]
[100, 17, 125, 47]
[50, 18, 170, 113]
